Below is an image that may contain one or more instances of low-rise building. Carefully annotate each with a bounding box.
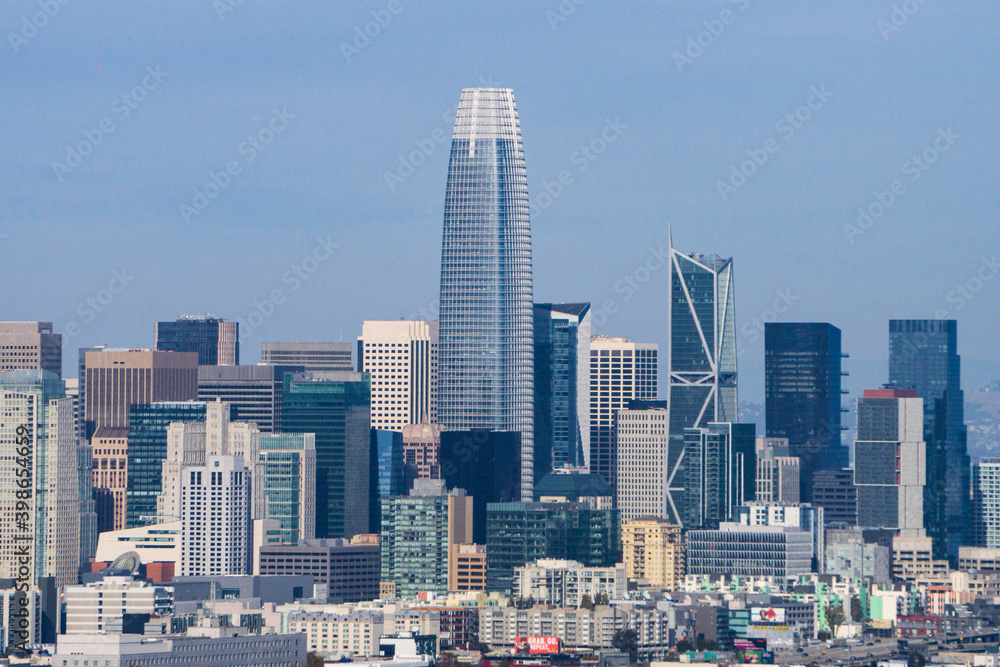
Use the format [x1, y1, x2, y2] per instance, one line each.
[258, 537, 381, 602]
[64, 576, 172, 634]
[686, 523, 813, 577]
[514, 560, 626, 606]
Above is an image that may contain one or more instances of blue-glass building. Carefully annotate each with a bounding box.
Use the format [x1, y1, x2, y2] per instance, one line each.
[374, 428, 406, 498]
[281, 371, 372, 539]
[682, 422, 756, 529]
[667, 243, 737, 449]
[438, 87, 534, 500]
[889, 319, 968, 560]
[126, 401, 211, 528]
[533, 303, 591, 479]
[765, 323, 847, 501]
[154, 316, 238, 365]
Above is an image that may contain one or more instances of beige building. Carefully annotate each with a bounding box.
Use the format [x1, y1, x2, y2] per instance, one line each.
[359, 320, 438, 431]
[514, 559, 626, 606]
[755, 437, 800, 503]
[402, 419, 443, 479]
[622, 517, 684, 590]
[959, 546, 1000, 572]
[83, 348, 198, 431]
[892, 535, 951, 583]
[0, 321, 62, 377]
[449, 543, 487, 591]
[91, 426, 129, 531]
[261, 341, 353, 372]
[615, 405, 670, 521]
[589, 337, 658, 488]
[64, 576, 170, 634]
[95, 520, 182, 566]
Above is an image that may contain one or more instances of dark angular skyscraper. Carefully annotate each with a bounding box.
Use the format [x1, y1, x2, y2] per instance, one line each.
[438, 88, 534, 499]
[533, 303, 591, 480]
[889, 319, 968, 560]
[667, 238, 737, 448]
[765, 323, 847, 501]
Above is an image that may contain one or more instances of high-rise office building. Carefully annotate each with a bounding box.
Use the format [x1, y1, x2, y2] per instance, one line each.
[889, 319, 968, 560]
[357, 320, 438, 431]
[91, 426, 129, 532]
[65, 378, 99, 568]
[380, 479, 472, 599]
[155, 316, 239, 366]
[402, 420, 443, 480]
[260, 432, 317, 544]
[0, 321, 62, 377]
[755, 437, 801, 504]
[0, 370, 79, 586]
[667, 243, 737, 446]
[485, 501, 620, 593]
[733, 501, 825, 573]
[179, 454, 252, 576]
[621, 518, 685, 590]
[686, 524, 812, 577]
[126, 401, 210, 528]
[533, 303, 591, 478]
[437, 87, 535, 500]
[615, 401, 672, 522]
[261, 342, 353, 372]
[812, 469, 857, 527]
[854, 388, 926, 533]
[282, 371, 373, 539]
[374, 429, 406, 502]
[765, 323, 847, 501]
[440, 429, 521, 544]
[83, 349, 199, 436]
[682, 422, 756, 530]
[972, 459, 1000, 548]
[589, 337, 658, 488]
[197, 364, 302, 433]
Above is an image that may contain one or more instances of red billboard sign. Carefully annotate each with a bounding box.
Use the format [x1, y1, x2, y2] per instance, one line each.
[514, 636, 560, 654]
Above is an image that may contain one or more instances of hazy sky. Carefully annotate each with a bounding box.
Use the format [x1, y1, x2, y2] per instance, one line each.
[2, 1, 997, 405]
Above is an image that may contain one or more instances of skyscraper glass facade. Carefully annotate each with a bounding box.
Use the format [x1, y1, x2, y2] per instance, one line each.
[765, 323, 846, 501]
[125, 401, 209, 528]
[889, 319, 968, 559]
[438, 87, 534, 500]
[533, 303, 591, 478]
[667, 247, 737, 449]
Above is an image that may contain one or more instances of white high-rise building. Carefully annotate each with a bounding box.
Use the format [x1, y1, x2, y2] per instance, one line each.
[615, 403, 670, 522]
[180, 454, 251, 576]
[972, 459, 1000, 548]
[755, 436, 801, 503]
[589, 337, 658, 488]
[358, 320, 438, 430]
[0, 370, 79, 586]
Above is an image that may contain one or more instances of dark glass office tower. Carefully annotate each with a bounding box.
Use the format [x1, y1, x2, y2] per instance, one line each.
[889, 319, 968, 560]
[440, 429, 522, 544]
[126, 401, 210, 528]
[533, 303, 591, 480]
[682, 422, 756, 529]
[155, 316, 239, 365]
[667, 243, 737, 449]
[438, 88, 534, 500]
[282, 371, 372, 539]
[765, 323, 847, 501]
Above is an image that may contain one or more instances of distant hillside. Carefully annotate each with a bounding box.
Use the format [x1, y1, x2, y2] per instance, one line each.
[967, 381, 1000, 459]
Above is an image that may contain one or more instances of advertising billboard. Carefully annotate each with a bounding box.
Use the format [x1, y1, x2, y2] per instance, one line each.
[514, 636, 561, 654]
[751, 607, 786, 623]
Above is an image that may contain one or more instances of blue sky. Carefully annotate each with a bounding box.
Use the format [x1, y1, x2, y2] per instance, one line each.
[2, 1, 997, 404]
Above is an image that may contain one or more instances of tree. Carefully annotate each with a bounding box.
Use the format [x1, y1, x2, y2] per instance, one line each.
[594, 592, 610, 606]
[306, 652, 325, 667]
[613, 629, 639, 662]
[580, 594, 594, 610]
[851, 597, 863, 623]
[908, 650, 927, 667]
[825, 603, 845, 639]
[675, 638, 693, 653]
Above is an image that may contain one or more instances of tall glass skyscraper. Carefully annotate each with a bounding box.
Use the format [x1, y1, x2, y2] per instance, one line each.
[889, 319, 968, 560]
[438, 87, 534, 499]
[667, 241, 737, 445]
[765, 322, 847, 501]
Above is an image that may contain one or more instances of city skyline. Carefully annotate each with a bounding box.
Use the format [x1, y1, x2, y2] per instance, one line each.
[2, 3, 997, 407]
